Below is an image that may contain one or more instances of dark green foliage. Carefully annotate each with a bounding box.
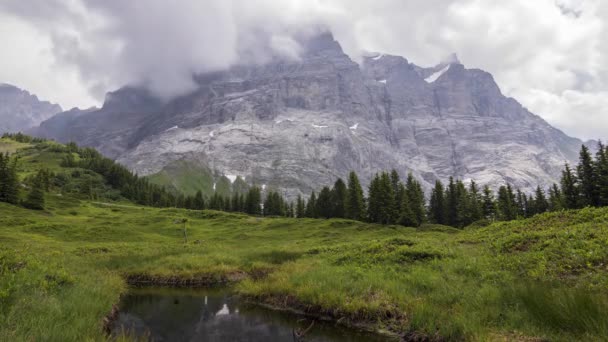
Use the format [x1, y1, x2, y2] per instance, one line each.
[497, 185, 518, 221]
[533, 186, 549, 214]
[561, 163, 580, 209]
[346, 171, 365, 221]
[316, 186, 333, 219]
[264, 190, 286, 216]
[193, 190, 205, 210]
[0, 153, 19, 204]
[296, 195, 306, 218]
[481, 185, 495, 220]
[367, 172, 398, 224]
[330, 178, 347, 218]
[305, 191, 317, 218]
[23, 170, 45, 210]
[405, 173, 426, 226]
[595, 142, 608, 206]
[577, 145, 598, 207]
[245, 186, 262, 215]
[428, 180, 446, 224]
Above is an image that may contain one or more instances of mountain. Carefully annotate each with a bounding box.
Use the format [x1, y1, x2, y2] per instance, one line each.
[0, 83, 62, 134]
[35, 32, 583, 199]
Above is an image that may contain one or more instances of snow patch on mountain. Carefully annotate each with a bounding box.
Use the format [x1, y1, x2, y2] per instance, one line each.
[425, 65, 450, 83]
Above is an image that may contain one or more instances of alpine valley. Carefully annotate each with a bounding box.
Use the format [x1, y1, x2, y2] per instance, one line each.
[33, 32, 584, 198]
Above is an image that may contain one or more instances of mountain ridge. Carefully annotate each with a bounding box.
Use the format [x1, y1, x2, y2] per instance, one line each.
[0, 83, 62, 134]
[34, 32, 583, 199]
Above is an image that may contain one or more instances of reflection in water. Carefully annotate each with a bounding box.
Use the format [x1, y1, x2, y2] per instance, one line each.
[112, 287, 391, 342]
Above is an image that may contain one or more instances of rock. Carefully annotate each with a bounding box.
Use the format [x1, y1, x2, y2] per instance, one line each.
[35, 32, 583, 199]
[0, 83, 62, 134]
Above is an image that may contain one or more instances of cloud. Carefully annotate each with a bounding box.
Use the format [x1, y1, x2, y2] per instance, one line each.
[0, 0, 606, 141]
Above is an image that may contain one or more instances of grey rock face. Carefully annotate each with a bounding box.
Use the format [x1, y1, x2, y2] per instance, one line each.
[0, 84, 62, 134]
[36, 33, 583, 199]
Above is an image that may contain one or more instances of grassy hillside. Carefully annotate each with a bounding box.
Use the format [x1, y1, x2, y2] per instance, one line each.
[1, 138, 607, 341]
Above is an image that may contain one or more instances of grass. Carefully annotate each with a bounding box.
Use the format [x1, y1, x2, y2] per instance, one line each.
[1, 198, 608, 341]
[1, 138, 608, 341]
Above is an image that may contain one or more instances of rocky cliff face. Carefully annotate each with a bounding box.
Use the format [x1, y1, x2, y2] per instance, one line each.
[0, 84, 62, 134]
[36, 33, 583, 199]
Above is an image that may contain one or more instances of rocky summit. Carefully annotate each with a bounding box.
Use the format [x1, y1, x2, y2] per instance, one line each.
[0, 83, 62, 134]
[36, 33, 583, 199]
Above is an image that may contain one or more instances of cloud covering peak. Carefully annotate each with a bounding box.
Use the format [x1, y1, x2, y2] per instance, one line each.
[0, 0, 607, 141]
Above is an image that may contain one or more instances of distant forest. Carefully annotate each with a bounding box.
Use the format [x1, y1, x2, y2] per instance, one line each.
[1, 133, 607, 229]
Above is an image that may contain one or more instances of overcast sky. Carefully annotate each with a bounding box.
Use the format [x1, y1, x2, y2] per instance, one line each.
[0, 0, 606, 141]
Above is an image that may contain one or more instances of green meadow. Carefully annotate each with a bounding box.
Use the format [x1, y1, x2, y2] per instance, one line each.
[1, 137, 607, 341]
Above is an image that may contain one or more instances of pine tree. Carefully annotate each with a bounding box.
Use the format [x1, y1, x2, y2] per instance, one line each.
[561, 163, 580, 209]
[245, 186, 262, 215]
[345, 171, 365, 221]
[445, 177, 458, 226]
[515, 189, 526, 218]
[428, 180, 446, 224]
[454, 180, 469, 228]
[405, 173, 426, 226]
[296, 195, 306, 218]
[193, 190, 205, 210]
[0, 153, 19, 204]
[594, 142, 608, 206]
[398, 183, 417, 227]
[468, 181, 483, 223]
[305, 191, 317, 218]
[496, 185, 517, 221]
[481, 185, 495, 220]
[331, 178, 347, 218]
[534, 186, 549, 214]
[548, 183, 563, 211]
[316, 186, 333, 218]
[24, 171, 45, 210]
[577, 145, 597, 207]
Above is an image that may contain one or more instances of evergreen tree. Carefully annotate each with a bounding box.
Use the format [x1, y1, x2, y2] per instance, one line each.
[454, 180, 469, 228]
[561, 163, 580, 209]
[428, 180, 446, 224]
[405, 173, 426, 226]
[496, 185, 517, 221]
[245, 186, 262, 215]
[0, 153, 19, 204]
[193, 190, 205, 210]
[330, 178, 347, 218]
[23, 171, 45, 210]
[515, 189, 527, 218]
[481, 185, 495, 220]
[534, 186, 549, 214]
[595, 142, 608, 206]
[295, 195, 306, 218]
[345, 171, 365, 221]
[468, 181, 483, 223]
[548, 183, 563, 211]
[305, 191, 317, 218]
[316, 186, 333, 218]
[445, 177, 458, 226]
[577, 145, 597, 207]
[398, 183, 417, 227]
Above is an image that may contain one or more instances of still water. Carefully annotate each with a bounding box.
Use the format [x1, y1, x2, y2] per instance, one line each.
[111, 287, 392, 341]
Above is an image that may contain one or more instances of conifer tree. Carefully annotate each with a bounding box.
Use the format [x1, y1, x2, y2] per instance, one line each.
[548, 183, 563, 211]
[534, 186, 549, 214]
[398, 183, 417, 227]
[561, 163, 580, 209]
[468, 181, 483, 223]
[496, 185, 517, 221]
[305, 191, 317, 218]
[346, 171, 365, 221]
[577, 145, 597, 207]
[428, 180, 446, 224]
[245, 186, 262, 215]
[594, 142, 608, 206]
[481, 185, 495, 220]
[331, 178, 347, 218]
[193, 190, 205, 210]
[0, 153, 19, 204]
[24, 171, 45, 210]
[296, 195, 306, 218]
[316, 186, 333, 218]
[515, 189, 526, 218]
[445, 177, 458, 226]
[405, 173, 426, 226]
[454, 180, 469, 228]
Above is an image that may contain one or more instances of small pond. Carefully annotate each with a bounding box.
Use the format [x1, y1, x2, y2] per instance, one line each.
[111, 287, 393, 341]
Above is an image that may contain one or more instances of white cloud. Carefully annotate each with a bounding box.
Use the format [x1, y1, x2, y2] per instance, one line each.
[0, 0, 606, 141]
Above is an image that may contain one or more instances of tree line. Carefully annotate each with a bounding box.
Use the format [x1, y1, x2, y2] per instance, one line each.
[2, 133, 608, 227]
